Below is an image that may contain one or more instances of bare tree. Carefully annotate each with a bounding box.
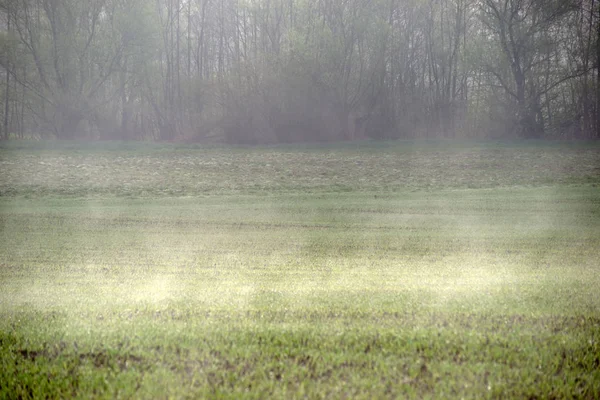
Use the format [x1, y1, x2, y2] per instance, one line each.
[0, 0, 595, 141]
[479, 0, 578, 138]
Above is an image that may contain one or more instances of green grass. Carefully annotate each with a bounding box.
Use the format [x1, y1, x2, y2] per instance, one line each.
[1, 141, 599, 398]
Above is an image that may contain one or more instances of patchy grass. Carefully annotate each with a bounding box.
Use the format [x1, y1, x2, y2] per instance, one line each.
[0, 141, 599, 398]
[1, 140, 599, 197]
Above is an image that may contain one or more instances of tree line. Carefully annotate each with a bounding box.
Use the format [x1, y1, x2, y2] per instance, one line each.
[0, 0, 598, 143]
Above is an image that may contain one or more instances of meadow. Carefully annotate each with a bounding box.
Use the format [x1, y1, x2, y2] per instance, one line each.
[1, 140, 599, 398]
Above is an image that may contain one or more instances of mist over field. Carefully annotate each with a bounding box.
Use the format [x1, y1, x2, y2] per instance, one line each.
[1, 0, 600, 397]
[1, 141, 599, 398]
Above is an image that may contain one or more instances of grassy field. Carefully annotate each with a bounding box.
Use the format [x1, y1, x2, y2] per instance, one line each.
[1, 140, 599, 398]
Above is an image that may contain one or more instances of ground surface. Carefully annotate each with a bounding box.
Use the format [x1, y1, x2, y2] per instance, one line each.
[0, 140, 599, 398]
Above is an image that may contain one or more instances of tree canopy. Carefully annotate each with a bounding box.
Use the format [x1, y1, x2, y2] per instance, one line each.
[0, 0, 598, 142]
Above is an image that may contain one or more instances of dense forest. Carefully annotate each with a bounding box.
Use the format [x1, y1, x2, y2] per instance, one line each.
[0, 0, 598, 143]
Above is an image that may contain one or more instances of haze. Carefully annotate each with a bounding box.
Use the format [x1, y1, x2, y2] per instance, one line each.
[0, 1, 599, 399]
[0, 0, 598, 142]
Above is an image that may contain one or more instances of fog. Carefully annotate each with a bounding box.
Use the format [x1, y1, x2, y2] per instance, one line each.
[0, 0, 598, 143]
[0, 1, 599, 395]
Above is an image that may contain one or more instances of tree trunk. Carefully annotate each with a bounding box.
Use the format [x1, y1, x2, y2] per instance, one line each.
[3, 61, 9, 140]
[3, 7, 11, 140]
[597, 1, 600, 138]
